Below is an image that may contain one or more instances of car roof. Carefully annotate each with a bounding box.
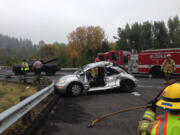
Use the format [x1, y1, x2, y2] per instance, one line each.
[84, 61, 113, 71]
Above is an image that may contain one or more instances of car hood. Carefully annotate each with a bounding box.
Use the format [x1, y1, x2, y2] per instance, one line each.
[56, 74, 80, 86]
[58, 74, 78, 81]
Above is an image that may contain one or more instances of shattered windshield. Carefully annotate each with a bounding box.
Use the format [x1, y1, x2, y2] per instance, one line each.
[112, 63, 128, 73]
[74, 65, 88, 75]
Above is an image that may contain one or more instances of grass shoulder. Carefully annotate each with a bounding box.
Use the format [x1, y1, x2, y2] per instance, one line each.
[0, 81, 37, 113]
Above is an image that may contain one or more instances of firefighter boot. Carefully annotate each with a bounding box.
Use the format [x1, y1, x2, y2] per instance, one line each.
[167, 80, 171, 84]
[163, 80, 167, 85]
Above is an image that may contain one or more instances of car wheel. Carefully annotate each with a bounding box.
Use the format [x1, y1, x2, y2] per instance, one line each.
[51, 71, 56, 75]
[120, 80, 134, 92]
[68, 83, 82, 96]
[46, 71, 55, 76]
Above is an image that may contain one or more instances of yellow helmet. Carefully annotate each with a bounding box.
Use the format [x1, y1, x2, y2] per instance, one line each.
[156, 83, 180, 110]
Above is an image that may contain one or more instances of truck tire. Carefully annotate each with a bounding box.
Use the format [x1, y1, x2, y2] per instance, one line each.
[150, 66, 163, 78]
[45, 71, 55, 76]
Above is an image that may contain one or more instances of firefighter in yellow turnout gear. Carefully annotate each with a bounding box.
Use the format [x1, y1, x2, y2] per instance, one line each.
[161, 54, 176, 84]
[138, 83, 180, 135]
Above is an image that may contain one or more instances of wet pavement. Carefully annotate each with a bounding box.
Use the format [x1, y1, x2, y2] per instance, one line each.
[37, 78, 168, 135]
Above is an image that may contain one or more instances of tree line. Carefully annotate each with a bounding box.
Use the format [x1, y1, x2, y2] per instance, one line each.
[0, 15, 179, 67]
[116, 15, 180, 52]
[0, 34, 36, 66]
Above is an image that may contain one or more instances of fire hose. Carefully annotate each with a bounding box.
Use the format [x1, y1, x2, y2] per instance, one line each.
[87, 79, 180, 128]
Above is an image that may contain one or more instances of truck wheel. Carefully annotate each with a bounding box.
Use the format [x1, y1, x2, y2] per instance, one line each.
[46, 71, 55, 76]
[45, 71, 50, 76]
[120, 80, 134, 92]
[51, 71, 56, 75]
[150, 67, 163, 78]
[68, 83, 82, 96]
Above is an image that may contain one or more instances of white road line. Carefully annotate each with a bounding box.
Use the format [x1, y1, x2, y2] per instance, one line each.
[137, 85, 163, 89]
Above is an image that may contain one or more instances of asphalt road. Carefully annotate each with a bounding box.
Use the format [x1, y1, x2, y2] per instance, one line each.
[37, 76, 169, 135]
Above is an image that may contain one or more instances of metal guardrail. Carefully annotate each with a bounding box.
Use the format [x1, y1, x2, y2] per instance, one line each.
[0, 66, 11, 70]
[0, 81, 55, 134]
[61, 68, 78, 71]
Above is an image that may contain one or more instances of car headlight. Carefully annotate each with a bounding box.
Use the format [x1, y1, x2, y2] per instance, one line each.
[59, 79, 67, 84]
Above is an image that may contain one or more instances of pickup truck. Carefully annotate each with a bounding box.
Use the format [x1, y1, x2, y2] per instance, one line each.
[12, 59, 60, 76]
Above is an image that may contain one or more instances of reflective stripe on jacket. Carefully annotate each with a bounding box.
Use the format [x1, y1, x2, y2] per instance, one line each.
[161, 59, 176, 73]
[151, 112, 180, 135]
[138, 109, 156, 135]
[21, 62, 29, 71]
[138, 110, 180, 135]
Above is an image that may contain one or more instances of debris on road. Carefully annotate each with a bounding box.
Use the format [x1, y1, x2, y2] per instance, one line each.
[131, 91, 141, 96]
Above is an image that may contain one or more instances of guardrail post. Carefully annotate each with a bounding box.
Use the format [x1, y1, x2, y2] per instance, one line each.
[4, 75, 11, 82]
[32, 76, 37, 85]
[18, 75, 23, 84]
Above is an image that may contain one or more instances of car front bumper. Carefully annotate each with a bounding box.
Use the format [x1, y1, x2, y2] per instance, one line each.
[55, 84, 68, 94]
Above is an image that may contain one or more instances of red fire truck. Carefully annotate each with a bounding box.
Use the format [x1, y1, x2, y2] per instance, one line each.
[97, 52, 109, 61]
[136, 48, 180, 77]
[97, 48, 180, 78]
[97, 50, 131, 70]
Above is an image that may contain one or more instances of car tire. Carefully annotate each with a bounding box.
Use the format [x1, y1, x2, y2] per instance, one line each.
[68, 83, 82, 96]
[120, 80, 134, 92]
[45, 71, 50, 76]
[45, 71, 55, 76]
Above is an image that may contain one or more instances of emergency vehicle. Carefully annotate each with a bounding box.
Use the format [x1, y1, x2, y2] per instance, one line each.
[128, 54, 138, 73]
[135, 48, 180, 77]
[97, 48, 180, 78]
[97, 52, 109, 61]
[97, 50, 131, 70]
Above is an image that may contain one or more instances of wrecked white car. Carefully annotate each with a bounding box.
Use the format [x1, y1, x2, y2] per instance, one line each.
[55, 61, 136, 96]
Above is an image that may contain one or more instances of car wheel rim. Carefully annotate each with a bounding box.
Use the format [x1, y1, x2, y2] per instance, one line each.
[126, 84, 130, 90]
[122, 82, 132, 91]
[71, 85, 81, 96]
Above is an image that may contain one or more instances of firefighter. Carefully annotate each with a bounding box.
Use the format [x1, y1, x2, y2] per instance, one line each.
[95, 57, 100, 62]
[138, 83, 180, 135]
[161, 54, 176, 84]
[21, 59, 29, 83]
[92, 67, 98, 81]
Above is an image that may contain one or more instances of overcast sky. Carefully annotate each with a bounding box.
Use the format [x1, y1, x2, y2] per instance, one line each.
[0, 0, 180, 44]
